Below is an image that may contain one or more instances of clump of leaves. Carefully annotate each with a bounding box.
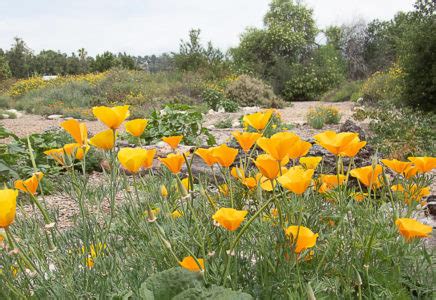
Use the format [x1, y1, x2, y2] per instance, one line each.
[214, 117, 233, 129]
[143, 104, 216, 146]
[306, 106, 341, 129]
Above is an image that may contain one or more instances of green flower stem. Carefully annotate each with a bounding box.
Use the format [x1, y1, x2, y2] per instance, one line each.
[5, 227, 37, 273]
[221, 194, 278, 286]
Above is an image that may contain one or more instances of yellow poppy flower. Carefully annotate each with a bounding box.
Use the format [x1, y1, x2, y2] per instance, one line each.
[313, 131, 361, 156]
[160, 185, 168, 198]
[218, 184, 229, 196]
[142, 149, 156, 169]
[242, 109, 273, 131]
[211, 144, 238, 168]
[318, 174, 347, 194]
[242, 177, 257, 190]
[125, 119, 148, 137]
[257, 132, 300, 161]
[287, 139, 312, 160]
[181, 178, 192, 191]
[278, 166, 314, 195]
[171, 210, 183, 219]
[231, 166, 245, 179]
[349, 165, 383, 188]
[404, 165, 419, 179]
[162, 135, 183, 150]
[92, 105, 130, 129]
[407, 157, 436, 173]
[117, 148, 151, 173]
[254, 154, 281, 180]
[179, 256, 204, 272]
[299, 156, 322, 170]
[159, 153, 185, 174]
[60, 119, 88, 146]
[89, 129, 115, 150]
[0, 189, 18, 228]
[63, 143, 89, 160]
[231, 131, 261, 153]
[195, 148, 218, 166]
[14, 172, 44, 195]
[351, 192, 368, 202]
[212, 207, 248, 231]
[381, 159, 412, 175]
[285, 225, 318, 253]
[395, 218, 432, 240]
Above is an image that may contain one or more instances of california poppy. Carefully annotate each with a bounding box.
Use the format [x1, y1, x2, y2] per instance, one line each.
[254, 154, 281, 180]
[299, 156, 322, 170]
[118, 148, 150, 173]
[125, 119, 148, 137]
[285, 225, 318, 253]
[92, 105, 130, 129]
[381, 159, 412, 175]
[257, 132, 300, 161]
[349, 165, 383, 188]
[14, 172, 44, 195]
[211, 144, 238, 168]
[162, 136, 183, 150]
[212, 207, 248, 231]
[395, 218, 432, 240]
[255, 173, 276, 191]
[391, 184, 430, 204]
[179, 256, 204, 272]
[287, 139, 312, 160]
[314, 131, 364, 157]
[242, 109, 273, 131]
[160, 185, 168, 198]
[195, 148, 217, 166]
[159, 153, 185, 174]
[278, 166, 314, 195]
[89, 129, 115, 150]
[318, 174, 346, 194]
[0, 189, 18, 228]
[231, 131, 261, 153]
[407, 157, 436, 173]
[60, 119, 88, 146]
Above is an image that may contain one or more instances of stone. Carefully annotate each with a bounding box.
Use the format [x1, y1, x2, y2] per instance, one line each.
[47, 114, 63, 120]
[339, 119, 366, 140]
[207, 109, 216, 115]
[427, 195, 436, 216]
[231, 120, 240, 128]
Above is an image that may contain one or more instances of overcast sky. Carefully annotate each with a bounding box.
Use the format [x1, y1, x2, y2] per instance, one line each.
[0, 0, 415, 56]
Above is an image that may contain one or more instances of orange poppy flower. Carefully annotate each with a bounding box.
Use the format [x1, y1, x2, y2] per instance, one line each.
[89, 129, 115, 150]
[255, 173, 276, 191]
[117, 148, 151, 173]
[391, 184, 430, 204]
[257, 132, 300, 161]
[60, 119, 88, 146]
[162, 136, 183, 150]
[395, 218, 432, 240]
[254, 154, 281, 180]
[125, 119, 148, 137]
[212, 207, 248, 231]
[407, 157, 436, 173]
[179, 256, 204, 272]
[231, 131, 261, 153]
[287, 139, 312, 160]
[231, 166, 245, 179]
[0, 189, 18, 228]
[63, 143, 89, 160]
[277, 166, 314, 195]
[381, 159, 412, 175]
[195, 148, 218, 166]
[299, 156, 322, 170]
[318, 174, 347, 193]
[92, 105, 130, 129]
[242, 177, 257, 190]
[14, 172, 44, 195]
[211, 144, 238, 168]
[285, 225, 318, 253]
[159, 153, 185, 174]
[313, 131, 363, 156]
[403, 165, 419, 179]
[242, 109, 273, 131]
[349, 165, 383, 188]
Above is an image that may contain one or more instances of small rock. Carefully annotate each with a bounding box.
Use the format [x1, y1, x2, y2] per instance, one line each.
[47, 114, 63, 120]
[207, 109, 216, 115]
[156, 141, 167, 148]
[207, 125, 216, 130]
[340, 119, 366, 140]
[231, 120, 240, 128]
[217, 107, 225, 113]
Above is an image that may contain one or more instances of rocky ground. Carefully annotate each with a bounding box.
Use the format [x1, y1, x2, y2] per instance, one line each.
[2, 101, 435, 246]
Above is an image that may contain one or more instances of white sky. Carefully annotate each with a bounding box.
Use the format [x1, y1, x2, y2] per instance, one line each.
[0, 0, 415, 56]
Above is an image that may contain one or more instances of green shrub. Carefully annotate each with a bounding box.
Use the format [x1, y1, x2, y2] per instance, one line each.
[142, 104, 215, 146]
[353, 103, 435, 158]
[214, 117, 233, 129]
[0, 95, 11, 108]
[225, 75, 283, 108]
[306, 106, 341, 129]
[320, 81, 363, 102]
[360, 66, 404, 105]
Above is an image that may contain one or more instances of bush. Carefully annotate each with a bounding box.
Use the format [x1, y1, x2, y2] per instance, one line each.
[360, 66, 404, 105]
[214, 117, 233, 129]
[306, 106, 341, 129]
[320, 81, 363, 102]
[353, 103, 435, 158]
[225, 75, 284, 108]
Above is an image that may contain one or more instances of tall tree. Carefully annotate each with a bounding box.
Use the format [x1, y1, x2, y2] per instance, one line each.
[6, 37, 32, 78]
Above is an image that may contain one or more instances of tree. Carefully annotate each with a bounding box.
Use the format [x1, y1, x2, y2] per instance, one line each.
[173, 29, 207, 71]
[91, 51, 117, 72]
[6, 37, 33, 78]
[0, 54, 11, 80]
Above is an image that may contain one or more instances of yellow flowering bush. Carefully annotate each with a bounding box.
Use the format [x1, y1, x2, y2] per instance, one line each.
[0, 106, 434, 298]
